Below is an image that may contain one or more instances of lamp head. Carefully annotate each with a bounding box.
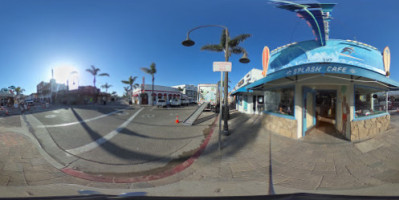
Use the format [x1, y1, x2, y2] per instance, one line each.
[182, 36, 195, 47]
[239, 52, 250, 63]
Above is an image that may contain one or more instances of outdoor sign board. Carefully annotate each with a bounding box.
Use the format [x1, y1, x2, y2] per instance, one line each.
[262, 46, 270, 77]
[213, 62, 232, 72]
[267, 39, 385, 76]
[197, 84, 217, 105]
[383, 46, 391, 76]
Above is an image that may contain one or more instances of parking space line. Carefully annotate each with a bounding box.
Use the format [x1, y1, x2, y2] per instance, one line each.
[65, 107, 144, 155]
[37, 109, 125, 128]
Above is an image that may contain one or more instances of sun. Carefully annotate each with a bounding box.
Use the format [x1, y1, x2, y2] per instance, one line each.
[53, 65, 79, 87]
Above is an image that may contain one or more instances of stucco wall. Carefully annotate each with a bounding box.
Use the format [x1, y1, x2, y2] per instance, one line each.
[350, 114, 390, 141]
[262, 114, 297, 139]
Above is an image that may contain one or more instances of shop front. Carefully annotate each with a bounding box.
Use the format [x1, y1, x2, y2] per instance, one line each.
[245, 40, 399, 141]
[232, 87, 265, 115]
[132, 84, 182, 105]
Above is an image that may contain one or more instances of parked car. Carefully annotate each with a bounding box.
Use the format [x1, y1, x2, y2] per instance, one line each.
[25, 100, 34, 106]
[181, 99, 189, 106]
[157, 99, 167, 108]
[170, 99, 181, 107]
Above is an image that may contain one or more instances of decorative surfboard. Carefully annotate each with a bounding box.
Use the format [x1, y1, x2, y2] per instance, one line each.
[383, 46, 390, 76]
[262, 46, 270, 77]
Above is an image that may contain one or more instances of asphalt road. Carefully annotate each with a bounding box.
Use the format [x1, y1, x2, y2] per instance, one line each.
[27, 104, 215, 175]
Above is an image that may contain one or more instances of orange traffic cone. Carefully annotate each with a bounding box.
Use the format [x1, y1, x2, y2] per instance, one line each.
[175, 115, 179, 124]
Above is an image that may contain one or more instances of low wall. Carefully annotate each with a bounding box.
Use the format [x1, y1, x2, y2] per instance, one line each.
[350, 114, 390, 141]
[262, 113, 297, 139]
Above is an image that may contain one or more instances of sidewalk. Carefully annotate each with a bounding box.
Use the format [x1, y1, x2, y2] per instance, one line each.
[139, 111, 399, 196]
[1, 111, 399, 197]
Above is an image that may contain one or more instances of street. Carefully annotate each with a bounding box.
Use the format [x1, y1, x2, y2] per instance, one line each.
[2, 105, 399, 197]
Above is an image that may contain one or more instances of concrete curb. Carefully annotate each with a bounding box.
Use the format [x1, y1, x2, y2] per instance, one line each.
[60, 115, 218, 183]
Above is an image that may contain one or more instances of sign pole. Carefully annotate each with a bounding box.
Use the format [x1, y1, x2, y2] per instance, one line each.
[219, 71, 223, 152]
[212, 61, 232, 152]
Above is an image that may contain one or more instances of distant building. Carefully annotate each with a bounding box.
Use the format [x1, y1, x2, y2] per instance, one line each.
[132, 84, 181, 105]
[231, 68, 264, 114]
[25, 93, 38, 102]
[55, 85, 102, 105]
[232, 68, 263, 92]
[37, 78, 67, 103]
[172, 84, 198, 103]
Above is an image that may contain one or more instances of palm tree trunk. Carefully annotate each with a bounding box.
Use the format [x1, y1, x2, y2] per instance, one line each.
[93, 76, 96, 87]
[152, 74, 154, 105]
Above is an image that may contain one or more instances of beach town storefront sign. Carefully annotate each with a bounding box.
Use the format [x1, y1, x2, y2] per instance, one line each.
[285, 64, 358, 76]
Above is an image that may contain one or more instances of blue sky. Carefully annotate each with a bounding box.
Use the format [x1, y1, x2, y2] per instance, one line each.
[0, 0, 398, 95]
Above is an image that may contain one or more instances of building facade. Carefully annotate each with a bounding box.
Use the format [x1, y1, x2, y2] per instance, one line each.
[231, 68, 264, 114]
[172, 84, 198, 103]
[232, 2, 399, 141]
[37, 79, 67, 103]
[132, 84, 182, 105]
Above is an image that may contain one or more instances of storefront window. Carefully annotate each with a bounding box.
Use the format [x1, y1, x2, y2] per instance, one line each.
[264, 87, 294, 116]
[355, 86, 387, 118]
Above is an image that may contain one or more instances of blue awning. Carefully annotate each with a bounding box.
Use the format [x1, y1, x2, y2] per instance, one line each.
[231, 86, 253, 95]
[245, 63, 399, 90]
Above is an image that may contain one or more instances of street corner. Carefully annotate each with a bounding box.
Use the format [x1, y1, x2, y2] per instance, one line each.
[57, 114, 218, 184]
[0, 131, 66, 186]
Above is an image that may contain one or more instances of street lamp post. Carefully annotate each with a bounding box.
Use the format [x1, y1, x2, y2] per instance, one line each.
[182, 25, 250, 136]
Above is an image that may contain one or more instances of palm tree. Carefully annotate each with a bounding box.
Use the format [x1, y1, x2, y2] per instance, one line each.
[123, 86, 130, 97]
[101, 83, 112, 93]
[201, 30, 251, 135]
[121, 76, 139, 93]
[86, 65, 109, 88]
[201, 31, 251, 57]
[141, 62, 157, 105]
[15, 87, 25, 95]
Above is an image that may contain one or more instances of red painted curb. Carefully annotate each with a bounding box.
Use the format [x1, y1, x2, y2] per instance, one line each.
[61, 116, 218, 183]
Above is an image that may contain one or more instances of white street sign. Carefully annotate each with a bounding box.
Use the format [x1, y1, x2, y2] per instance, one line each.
[213, 61, 232, 72]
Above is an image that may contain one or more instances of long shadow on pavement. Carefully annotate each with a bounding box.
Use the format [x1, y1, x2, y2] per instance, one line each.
[69, 107, 166, 162]
[119, 128, 203, 141]
[66, 107, 265, 173]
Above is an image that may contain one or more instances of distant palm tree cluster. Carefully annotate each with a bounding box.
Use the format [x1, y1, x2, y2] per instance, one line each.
[85, 63, 157, 100]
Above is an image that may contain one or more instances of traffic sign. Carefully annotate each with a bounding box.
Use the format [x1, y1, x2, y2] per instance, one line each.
[213, 62, 232, 72]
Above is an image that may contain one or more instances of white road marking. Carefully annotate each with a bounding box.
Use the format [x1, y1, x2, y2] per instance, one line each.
[37, 109, 124, 128]
[45, 115, 57, 118]
[65, 107, 144, 155]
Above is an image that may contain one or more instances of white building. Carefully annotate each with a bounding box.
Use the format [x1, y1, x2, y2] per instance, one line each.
[172, 84, 198, 103]
[37, 79, 67, 102]
[132, 84, 182, 105]
[231, 68, 264, 114]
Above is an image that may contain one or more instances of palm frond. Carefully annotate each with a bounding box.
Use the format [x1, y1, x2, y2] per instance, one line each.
[99, 73, 109, 77]
[150, 63, 156, 74]
[229, 34, 251, 47]
[86, 69, 95, 75]
[130, 76, 138, 83]
[200, 44, 224, 52]
[121, 80, 130, 85]
[231, 46, 247, 54]
[141, 67, 151, 74]
[133, 83, 139, 89]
